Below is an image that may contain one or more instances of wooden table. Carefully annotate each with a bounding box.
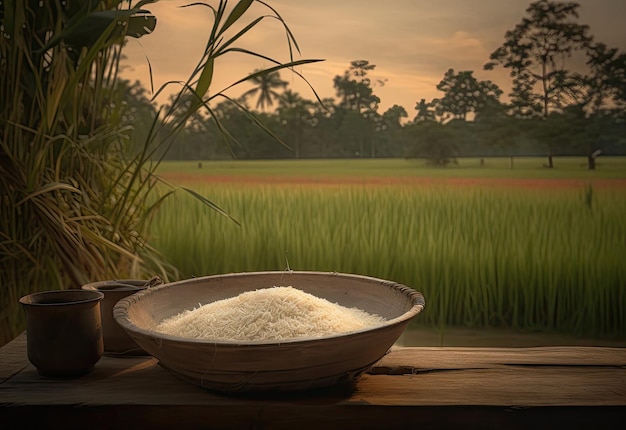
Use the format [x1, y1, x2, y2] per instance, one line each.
[1, 333, 625, 429]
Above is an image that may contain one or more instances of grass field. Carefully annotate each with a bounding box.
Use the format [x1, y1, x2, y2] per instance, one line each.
[156, 156, 626, 181]
[150, 157, 626, 345]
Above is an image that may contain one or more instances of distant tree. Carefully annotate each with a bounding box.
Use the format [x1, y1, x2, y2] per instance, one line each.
[484, 0, 593, 167]
[413, 98, 437, 122]
[379, 105, 408, 157]
[160, 92, 211, 159]
[506, 71, 543, 118]
[113, 78, 158, 153]
[382, 104, 408, 126]
[584, 43, 626, 112]
[552, 43, 626, 168]
[435, 69, 502, 122]
[241, 69, 288, 111]
[473, 103, 523, 158]
[404, 121, 458, 166]
[333, 60, 381, 157]
[333, 60, 380, 113]
[444, 119, 479, 157]
[276, 90, 314, 158]
[309, 97, 337, 157]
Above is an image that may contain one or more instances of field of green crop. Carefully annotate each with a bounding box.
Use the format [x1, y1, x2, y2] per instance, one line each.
[149, 157, 626, 339]
[156, 156, 626, 179]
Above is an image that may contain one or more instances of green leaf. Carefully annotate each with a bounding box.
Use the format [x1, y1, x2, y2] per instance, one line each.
[213, 15, 264, 58]
[195, 57, 215, 100]
[221, 0, 254, 34]
[216, 55, 326, 105]
[53, 11, 116, 48]
[180, 187, 241, 226]
[42, 9, 156, 51]
[17, 183, 82, 206]
[125, 11, 158, 39]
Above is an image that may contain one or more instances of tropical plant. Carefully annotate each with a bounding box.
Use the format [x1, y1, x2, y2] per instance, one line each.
[241, 69, 289, 111]
[0, 0, 322, 346]
[0, 0, 160, 345]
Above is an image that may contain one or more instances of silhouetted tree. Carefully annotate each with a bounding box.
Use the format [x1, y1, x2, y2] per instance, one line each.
[379, 105, 408, 157]
[404, 121, 459, 166]
[276, 90, 314, 158]
[241, 70, 288, 111]
[585, 43, 626, 112]
[111, 78, 158, 154]
[333, 60, 380, 113]
[413, 98, 437, 123]
[333, 60, 382, 157]
[382, 105, 408, 127]
[309, 97, 337, 157]
[435, 69, 503, 122]
[474, 102, 523, 159]
[484, 0, 593, 167]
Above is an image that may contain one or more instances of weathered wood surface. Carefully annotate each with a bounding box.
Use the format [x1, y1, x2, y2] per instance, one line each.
[1, 332, 625, 429]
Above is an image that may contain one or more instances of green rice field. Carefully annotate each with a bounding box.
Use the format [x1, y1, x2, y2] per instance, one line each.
[150, 157, 626, 344]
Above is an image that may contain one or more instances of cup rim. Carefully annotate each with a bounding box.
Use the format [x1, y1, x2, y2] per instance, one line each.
[19, 289, 104, 306]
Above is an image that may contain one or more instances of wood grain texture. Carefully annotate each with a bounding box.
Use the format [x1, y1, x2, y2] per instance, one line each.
[1, 333, 625, 430]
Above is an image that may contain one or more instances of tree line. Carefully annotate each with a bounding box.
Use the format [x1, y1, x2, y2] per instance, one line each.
[119, 0, 626, 169]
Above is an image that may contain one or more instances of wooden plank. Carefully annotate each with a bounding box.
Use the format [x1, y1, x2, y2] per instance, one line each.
[375, 345, 626, 370]
[3, 360, 623, 407]
[2, 335, 625, 407]
[1, 332, 625, 430]
[356, 368, 626, 406]
[0, 333, 28, 382]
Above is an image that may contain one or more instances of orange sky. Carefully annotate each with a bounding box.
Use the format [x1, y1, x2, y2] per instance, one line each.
[120, 0, 626, 114]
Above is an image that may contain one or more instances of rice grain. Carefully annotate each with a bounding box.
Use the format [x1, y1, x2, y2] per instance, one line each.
[155, 286, 385, 341]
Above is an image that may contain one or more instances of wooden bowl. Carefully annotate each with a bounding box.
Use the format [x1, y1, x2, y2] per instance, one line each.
[113, 271, 425, 393]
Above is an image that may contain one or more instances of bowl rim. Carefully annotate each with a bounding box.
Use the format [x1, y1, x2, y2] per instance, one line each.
[114, 270, 425, 346]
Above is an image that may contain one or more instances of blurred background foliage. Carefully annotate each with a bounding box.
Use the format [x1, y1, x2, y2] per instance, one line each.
[0, 0, 320, 346]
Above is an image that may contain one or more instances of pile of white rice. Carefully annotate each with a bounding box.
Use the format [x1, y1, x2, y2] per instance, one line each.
[154, 286, 386, 341]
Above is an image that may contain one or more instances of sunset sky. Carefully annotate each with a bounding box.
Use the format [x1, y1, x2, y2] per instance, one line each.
[120, 0, 626, 114]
